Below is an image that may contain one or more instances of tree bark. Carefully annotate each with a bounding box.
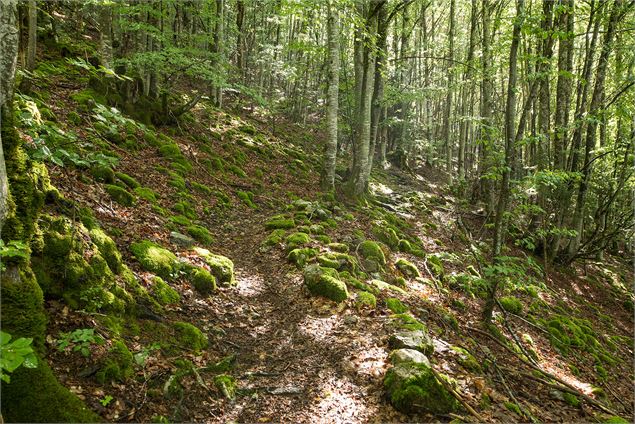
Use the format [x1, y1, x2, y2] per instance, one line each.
[321, 1, 340, 192]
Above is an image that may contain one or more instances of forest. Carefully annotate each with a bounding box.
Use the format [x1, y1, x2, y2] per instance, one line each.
[0, 0, 633, 422]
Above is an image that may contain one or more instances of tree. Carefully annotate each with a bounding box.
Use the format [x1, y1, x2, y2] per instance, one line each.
[321, 1, 340, 192]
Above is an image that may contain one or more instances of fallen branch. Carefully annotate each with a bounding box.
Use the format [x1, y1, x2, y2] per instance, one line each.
[429, 366, 485, 422]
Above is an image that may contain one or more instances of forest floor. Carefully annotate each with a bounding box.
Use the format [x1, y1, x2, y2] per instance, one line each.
[19, 56, 635, 423]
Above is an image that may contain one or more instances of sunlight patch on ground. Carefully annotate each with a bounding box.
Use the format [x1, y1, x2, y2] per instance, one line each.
[369, 181, 394, 195]
[297, 315, 341, 342]
[348, 345, 386, 379]
[310, 374, 376, 424]
[235, 270, 266, 297]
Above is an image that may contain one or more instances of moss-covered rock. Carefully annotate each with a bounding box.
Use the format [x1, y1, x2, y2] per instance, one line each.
[265, 216, 295, 230]
[398, 239, 412, 253]
[389, 330, 434, 355]
[264, 229, 286, 246]
[186, 224, 213, 245]
[373, 225, 399, 250]
[395, 258, 421, 278]
[115, 172, 140, 189]
[150, 276, 180, 305]
[130, 240, 178, 279]
[189, 267, 217, 295]
[384, 361, 458, 414]
[386, 297, 408, 314]
[173, 321, 208, 352]
[214, 374, 238, 399]
[169, 214, 191, 226]
[193, 248, 235, 286]
[500, 296, 523, 314]
[355, 291, 377, 309]
[237, 190, 257, 208]
[303, 264, 348, 302]
[105, 184, 135, 206]
[358, 240, 386, 271]
[89, 227, 123, 273]
[389, 348, 430, 366]
[287, 248, 318, 268]
[370, 279, 407, 295]
[286, 232, 311, 250]
[95, 340, 134, 383]
[91, 164, 115, 183]
[451, 346, 481, 372]
[328, 242, 349, 253]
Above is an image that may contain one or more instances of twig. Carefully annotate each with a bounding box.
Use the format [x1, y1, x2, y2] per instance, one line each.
[429, 366, 485, 422]
[421, 258, 442, 295]
[494, 298, 540, 367]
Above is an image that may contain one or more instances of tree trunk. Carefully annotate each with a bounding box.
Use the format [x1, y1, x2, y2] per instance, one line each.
[443, 0, 456, 177]
[26, 0, 36, 71]
[321, 1, 340, 192]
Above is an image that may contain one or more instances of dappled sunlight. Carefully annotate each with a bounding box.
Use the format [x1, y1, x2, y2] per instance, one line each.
[369, 181, 395, 196]
[234, 269, 267, 297]
[296, 314, 342, 343]
[309, 373, 378, 424]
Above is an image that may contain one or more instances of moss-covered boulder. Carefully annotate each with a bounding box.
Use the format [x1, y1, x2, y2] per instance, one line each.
[389, 330, 434, 355]
[395, 258, 421, 278]
[90, 164, 115, 183]
[317, 252, 357, 273]
[95, 340, 134, 383]
[105, 184, 135, 206]
[355, 291, 377, 309]
[303, 264, 348, 302]
[173, 321, 208, 352]
[389, 348, 430, 366]
[499, 296, 523, 314]
[398, 239, 413, 253]
[384, 361, 458, 414]
[451, 346, 481, 372]
[130, 240, 178, 279]
[194, 248, 235, 286]
[287, 247, 318, 268]
[358, 240, 386, 271]
[186, 224, 213, 245]
[370, 279, 406, 295]
[264, 229, 286, 246]
[265, 215, 295, 230]
[115, 172, 140, 189]
[286, 232, 311, 250]
[386, 297, 409, 314]
[189, 267, 217, 295]
[328, 242, 349, 253]
[150, 276, 180, 305]
[214, 374, 238, 400]
[89, 227, 123, 273]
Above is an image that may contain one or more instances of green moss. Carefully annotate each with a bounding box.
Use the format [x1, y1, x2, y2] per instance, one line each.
[355, 291, 377, 309]
[373, 225, 399, 250]
[228, 164, 247, 178]
[169, 173, 186, 190]
[169, 214, 191, 226]
[370, 279, 407, 295]
[427, 254, 444, 279]
[602, 416, 630, 423]
[89, 227, 123, 273]
[105, 184, 135, 206]
[214, 374, 237, 399]
[130, 240, 178, 279]
[265, 216, 295, 230]
[384, 362, 458, 414]
[115, 172, 140, 189]
[186, 225, 213, 245]
[451, 346, 480, 372]
[172, 200, 196, 220]
[391, 314, 427, 332]
[563, 392, 580, 407]
[173, 321, 208, 352]
[237, 190, 256, 208]
[91, 164, 115, 183]
[287, 248, 318, 268]
[398, 239, 412, 253]
[264, 229, 286, 246]
[386, 298, 408, 314]
[286, 232, 311, 249]
[189, 267, 217, 295]
[134, 186, 158, 202]
[499, 296, 523, 314]
[191, 181, 212, 194]
[303, 264, 348, 302]
[309, 224, 325, 235]
[150, 276, 180, 305]
[504, 401, 523, 416]
[328, 243, 349, 253]
[95, 340, 134, 383]
[395, 258, 421, 278]
[358, 240, 386, 268]
[193, 248, 235, 286]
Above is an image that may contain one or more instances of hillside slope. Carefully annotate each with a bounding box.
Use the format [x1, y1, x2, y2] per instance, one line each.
[2, 56, 634, 423]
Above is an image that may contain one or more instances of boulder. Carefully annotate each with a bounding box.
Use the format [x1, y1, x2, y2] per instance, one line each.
[389, 330, 434, 355]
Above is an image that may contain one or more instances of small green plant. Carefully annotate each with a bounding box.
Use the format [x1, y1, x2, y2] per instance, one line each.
[99, 395, 114, 407]
[133, 343, 161, 367]
[0, 240, 29, 270]
[57, 328, 104, 357]
[0, 331, 38, 383]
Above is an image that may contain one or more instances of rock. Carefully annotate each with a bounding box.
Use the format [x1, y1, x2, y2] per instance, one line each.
[395, 258, 421, 278]
[384, 361, 458, 414]
[170, 231, 195, 248]
[389, 330, 434, 355]
[344, 315, 359, 325]
[389, 349, 430, 366]
[303, 264, 348, 302]
[194, 247, 236, 286]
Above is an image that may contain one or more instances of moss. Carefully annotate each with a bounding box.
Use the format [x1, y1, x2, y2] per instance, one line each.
[90, 227, 123, 273]
[105, 184, 135, 206]
[386, 298, 408, 314]
[91, 164, 115, 183]
[228, 164, 247, 178]
[286, 232, 311, 249]
[169, 215, 191, 226]
[358, 240, 386, 267]
[194, 248, 235, 286]
[189, 267, 217, 295]
[395, 258, 421, 278]
[563, 392, 580, 407]
[328, 243, 349, 253]
[169, 173, 186, 190]
[427, 254, 444, 278]
[186, 225, 213, 245]
[384, 362, 458, 414]
[451, 346, 480, 372]
[303, 264, 348, 302]
[287, 248, 318, 268]
[265, 216, 295, 230]
[499, 296, 523, 314]
[237, 190, 256, 208]
[130, 240, 178, 279]
[151, 276, 180, 305]
[95, 340, 134, 383]
[370, 279, 407, 295]
[173, 321, 208, 352]
[67, 110, 82, 125]
[115, 172, 140, 189]
[214, 374, 238, 399]
[172, 200, 197, 219]
[391, 314, 427, 332]
[309, 224, 325, 235]
[373, 225, 399, 250]
[191, 181, 212, 194]
[355, 291, 377, 309]
[264, 229, 286, 246]
[602, 416, 630, 423]
[134, 186, 158, 202]
[398, 239, 412, 253]
[504, 401, 523, 416]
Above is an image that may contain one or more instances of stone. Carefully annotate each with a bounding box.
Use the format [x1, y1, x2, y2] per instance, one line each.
[170, 231, 195, 248]
[389, 330, 434, 355]
[389, 349, 430, 366]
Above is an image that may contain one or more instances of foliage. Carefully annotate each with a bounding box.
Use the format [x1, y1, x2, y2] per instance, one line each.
[0, 331, 37, 383]
[56, 328, 104, 357]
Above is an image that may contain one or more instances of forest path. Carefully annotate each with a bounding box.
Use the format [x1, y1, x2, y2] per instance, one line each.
[184, 210, 403, 423]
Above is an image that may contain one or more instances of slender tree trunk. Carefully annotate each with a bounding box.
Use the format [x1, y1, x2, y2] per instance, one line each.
[321, 2, 340, 192]
[236, 0, 245, 79]
[26, 0, 36, 71]
[443, 0, 456, 176]
[484, 0, 524, 323]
